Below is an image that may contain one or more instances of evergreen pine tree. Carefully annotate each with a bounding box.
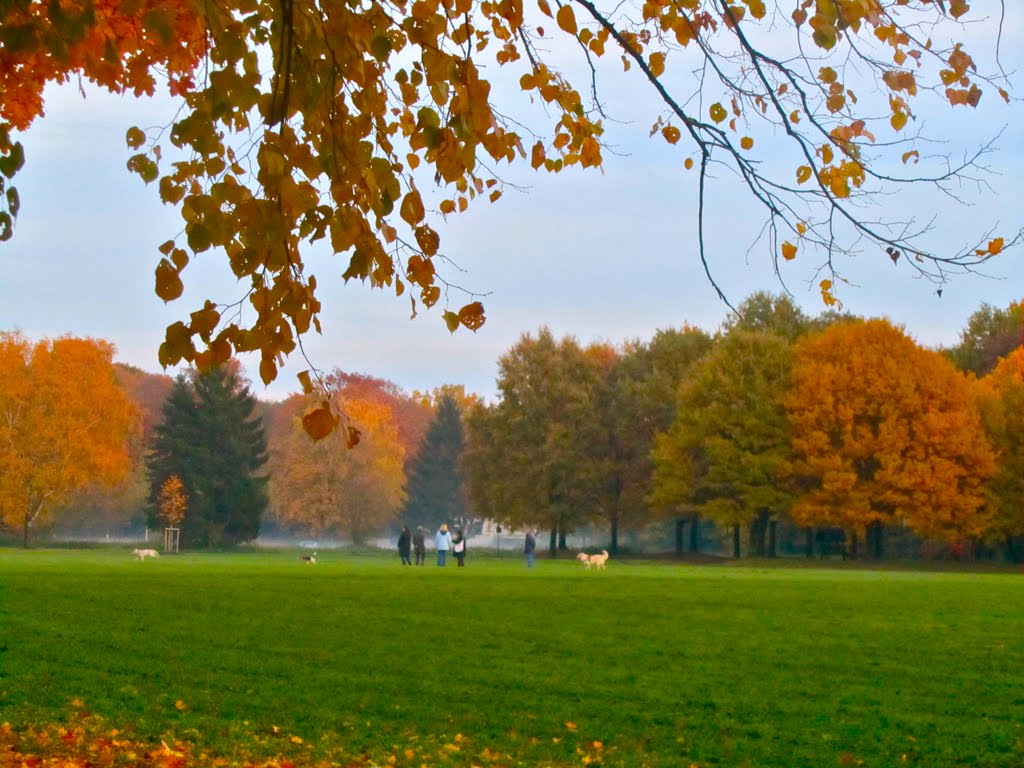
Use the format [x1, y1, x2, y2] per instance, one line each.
[147, 366, 268, 547]
[402, 394, 472, 532]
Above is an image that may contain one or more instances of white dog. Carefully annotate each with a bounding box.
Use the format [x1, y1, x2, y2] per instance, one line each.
[131, 548, 160, 560]
[576, 550, 609, 570]
[300, 551, 317, 564]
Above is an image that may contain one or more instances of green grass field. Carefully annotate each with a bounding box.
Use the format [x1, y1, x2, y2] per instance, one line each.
[1, 549, 1022, 767]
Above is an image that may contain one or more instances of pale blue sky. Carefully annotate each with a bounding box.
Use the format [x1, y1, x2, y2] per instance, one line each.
[2, 9, 1022, 401]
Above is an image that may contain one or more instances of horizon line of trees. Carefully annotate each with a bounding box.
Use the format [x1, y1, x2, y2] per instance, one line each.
[1, 295, 1022, 559]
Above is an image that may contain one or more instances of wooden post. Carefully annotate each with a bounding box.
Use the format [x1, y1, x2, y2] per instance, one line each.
[163, 527, 180, 554]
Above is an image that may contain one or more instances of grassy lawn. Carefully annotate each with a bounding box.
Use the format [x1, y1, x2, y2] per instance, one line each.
[1, 548, 1022, 767]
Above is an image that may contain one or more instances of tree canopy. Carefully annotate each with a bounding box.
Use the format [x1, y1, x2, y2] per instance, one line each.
[464, 328, 608, 553]
[268, 396, 407, 542]
[401, 392, 472, 533]
[1, 1, 1019, 438]
[147, 365, 269, 547]
[787, 319, 995, 550]
[651, 329, 793, 557]
[0, 333, 139, 546]
[946, 301, 1023, 377]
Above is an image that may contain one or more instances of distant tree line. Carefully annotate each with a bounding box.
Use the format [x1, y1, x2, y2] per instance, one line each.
[2, 297, 1021, 560]
[464, 296, 1024, 562]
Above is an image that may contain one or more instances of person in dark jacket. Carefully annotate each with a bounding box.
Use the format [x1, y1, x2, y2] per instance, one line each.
[397, 526, 412, 565]
[413, 526, 427, 565]
[524, 528, 537, 568]
[452, 528, 467, 567]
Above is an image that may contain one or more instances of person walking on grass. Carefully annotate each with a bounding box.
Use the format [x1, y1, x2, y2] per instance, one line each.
[435, 524, 452, 566]
[413, 526, 427, 565]
[452, 528, 467, 567]
[397, 525, 412, 565]
[524, 528, 537, 568]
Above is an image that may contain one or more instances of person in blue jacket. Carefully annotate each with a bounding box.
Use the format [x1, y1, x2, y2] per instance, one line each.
[434, 523, 452, 566]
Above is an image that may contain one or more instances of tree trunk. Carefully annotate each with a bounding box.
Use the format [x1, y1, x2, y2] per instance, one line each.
[1007, 536, 1021, 564]
[548, 528, 557, 557]
[675, 518, 685, 556]
[768, 519, 777, 558]
[610, 512, 619, 554]
[750, 510, 769, 557]
[689, 515, 700, 552]
[558, 528, 567, 551]
[805, 527, 814, 558]
[732, 524, 741, 558]
[23, 513, 29, 549]
[849, 531, 859, 559]
[867, 522, 884, 559]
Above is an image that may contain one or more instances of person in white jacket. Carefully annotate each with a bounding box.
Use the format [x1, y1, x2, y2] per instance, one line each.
[434, 523, 452, 566]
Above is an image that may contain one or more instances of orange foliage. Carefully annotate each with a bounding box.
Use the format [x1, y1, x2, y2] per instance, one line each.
[268, 396, 406, 542]
[976, 348, 1024, 539]
[0, 0, 206, 130]
[0, 1, 1011, 441]
[0, 332, 140, 545]
[158, 474, 188, 526]
[786, 320, 995, 543]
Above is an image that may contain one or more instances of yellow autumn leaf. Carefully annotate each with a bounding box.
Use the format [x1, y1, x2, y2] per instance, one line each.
[796, 221, 808, 235]
[781, 241, 797, 261]
[987, 237, 1004, 255]
[796, 165, 812, 184]
[302, 402, 339, 441]
[400, 190, 425, 226]
[662, 125, 681, 145]
[259, 357, 276, 385]
[684, 157, 694, 170]
[819, 279, 838, 306]
[174, 700, 187, 711]
[155, 259, 184, 302]
[740, 136, 753, 150]
[744, 0, 766, 19]
[818, 66, 838, 84]
[531, 140, 546, 169]
[648, 52, 666, 77]
[126, 126, 146, 149]
[709, 102, 727, 123]
[890, 110, 908, 131]
[556, 4, 577, 34]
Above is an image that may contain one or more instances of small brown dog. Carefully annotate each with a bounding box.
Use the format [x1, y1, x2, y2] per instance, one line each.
[576, 550, 609, 570]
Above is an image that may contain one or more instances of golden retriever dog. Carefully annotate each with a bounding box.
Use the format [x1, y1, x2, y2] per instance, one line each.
[576, 550, 609, 570]
[131, 548, 160, 560]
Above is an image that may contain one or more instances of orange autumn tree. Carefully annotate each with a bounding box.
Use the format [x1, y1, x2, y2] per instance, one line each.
[977, 348, 1024, 560]
[158, 474, 188, 527]
[786, 319, 995, 556]
[1, 1, 1019, 438]
[0, 332, 140, 546]
[268, 397, 407, 542]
